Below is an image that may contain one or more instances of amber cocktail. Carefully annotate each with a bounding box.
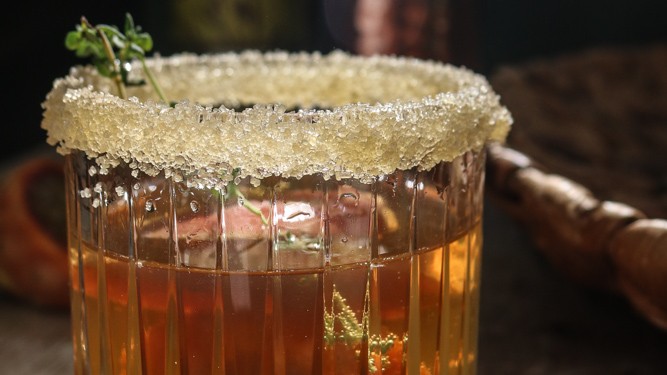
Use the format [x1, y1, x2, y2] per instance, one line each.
[42, 52, 511, 374]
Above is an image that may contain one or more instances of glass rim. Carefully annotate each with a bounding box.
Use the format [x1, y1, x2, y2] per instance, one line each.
[42, 51, 512, 187]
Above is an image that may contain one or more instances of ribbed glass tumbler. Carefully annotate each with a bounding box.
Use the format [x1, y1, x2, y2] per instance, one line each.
[42, 51, 512, 375]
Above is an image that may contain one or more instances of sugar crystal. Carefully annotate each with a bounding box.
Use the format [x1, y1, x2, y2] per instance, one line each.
[79, 188, 91, 198]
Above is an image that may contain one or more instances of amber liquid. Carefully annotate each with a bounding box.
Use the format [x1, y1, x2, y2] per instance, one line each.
[69, 221, 481, 375]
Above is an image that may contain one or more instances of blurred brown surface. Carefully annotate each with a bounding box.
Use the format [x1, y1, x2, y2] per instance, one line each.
[487, 45, 667, 333]
[0, 293, 71, 375]
[492, 45, 667, 219]
[478, 200, 667, 374]
[487, 143, 667, 332]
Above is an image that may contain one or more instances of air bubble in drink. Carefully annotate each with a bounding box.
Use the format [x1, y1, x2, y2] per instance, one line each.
[190, 200, 200, 213]
[337, 192, 359, 207]
[145, 200, 155, 212]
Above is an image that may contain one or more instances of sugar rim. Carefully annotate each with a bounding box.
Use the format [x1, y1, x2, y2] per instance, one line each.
[42, 51, 512, 186]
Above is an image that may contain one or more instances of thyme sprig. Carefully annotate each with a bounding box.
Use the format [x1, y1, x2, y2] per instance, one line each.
[65, 13, 167, 102]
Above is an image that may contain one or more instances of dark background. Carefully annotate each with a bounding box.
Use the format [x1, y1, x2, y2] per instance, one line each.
[2, 0, 666, 162]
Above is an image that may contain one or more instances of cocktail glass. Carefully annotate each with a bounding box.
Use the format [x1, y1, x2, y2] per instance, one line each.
[42, 51, 511, 374]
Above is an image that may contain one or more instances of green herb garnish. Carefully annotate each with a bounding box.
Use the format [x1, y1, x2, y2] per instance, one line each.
[65, 13, 167, 102]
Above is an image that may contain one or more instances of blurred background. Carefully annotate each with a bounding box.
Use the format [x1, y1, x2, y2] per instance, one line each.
[2, 0, 667, 161]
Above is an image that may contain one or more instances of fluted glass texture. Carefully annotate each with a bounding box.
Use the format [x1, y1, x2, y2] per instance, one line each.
[66, 149, 485, 375]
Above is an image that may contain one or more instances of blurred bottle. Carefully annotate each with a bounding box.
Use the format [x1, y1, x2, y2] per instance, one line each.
[352, 0, 479, 67]
[143, 0, 477, 67]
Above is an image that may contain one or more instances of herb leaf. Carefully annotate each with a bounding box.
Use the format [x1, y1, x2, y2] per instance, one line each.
[65, 14, 166, 102]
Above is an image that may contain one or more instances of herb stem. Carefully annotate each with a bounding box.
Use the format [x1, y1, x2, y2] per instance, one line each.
[226, 184, 269, 225]
[242, 197, 269, 225]
[140, 58, 168, 103]
[82, 17, 127, 99]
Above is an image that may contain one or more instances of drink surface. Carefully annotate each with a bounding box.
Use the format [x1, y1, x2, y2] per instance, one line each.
[70, 222, 481, 375]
